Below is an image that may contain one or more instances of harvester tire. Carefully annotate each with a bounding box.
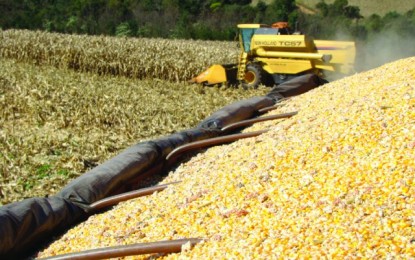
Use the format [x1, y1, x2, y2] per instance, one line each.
[242, 63, 264, 89]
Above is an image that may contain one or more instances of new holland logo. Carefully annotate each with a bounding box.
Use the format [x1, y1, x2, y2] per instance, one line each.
[254, 41, 302, 47]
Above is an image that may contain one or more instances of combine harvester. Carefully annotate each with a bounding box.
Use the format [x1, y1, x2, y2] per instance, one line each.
[192, 22, 356, 88]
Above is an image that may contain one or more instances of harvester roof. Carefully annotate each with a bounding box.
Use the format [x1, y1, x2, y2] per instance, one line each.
[237, 24, 269, 29]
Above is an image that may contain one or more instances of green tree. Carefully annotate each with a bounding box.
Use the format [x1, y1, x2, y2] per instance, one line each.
[300, 0, 363, 39]
[316, 1, 328, 17]
[115, 22, 132, 37]
[365, 14, 383, 32]
[254, 1, 268, 23]
[263, 0, 298, 25]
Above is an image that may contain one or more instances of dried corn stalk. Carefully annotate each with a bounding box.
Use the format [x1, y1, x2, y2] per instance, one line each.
[0, 29, 238, 82]
[0, 58, 267, 205]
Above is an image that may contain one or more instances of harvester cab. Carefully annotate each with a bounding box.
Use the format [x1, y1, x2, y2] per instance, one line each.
[191, 22, 355, 88]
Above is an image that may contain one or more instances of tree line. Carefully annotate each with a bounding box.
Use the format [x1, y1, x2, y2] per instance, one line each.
[0, 0, 414, 41]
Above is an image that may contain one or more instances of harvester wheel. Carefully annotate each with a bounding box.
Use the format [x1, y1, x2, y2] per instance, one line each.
[242, 63, 264, 89]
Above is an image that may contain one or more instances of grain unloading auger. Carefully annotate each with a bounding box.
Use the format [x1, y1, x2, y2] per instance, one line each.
[191, 22, 356, 88]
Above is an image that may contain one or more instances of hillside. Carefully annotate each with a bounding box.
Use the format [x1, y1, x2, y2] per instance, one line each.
[298, 0, 415, 17]
[301, 0, 415, 16]
[253, 0, 415, 17]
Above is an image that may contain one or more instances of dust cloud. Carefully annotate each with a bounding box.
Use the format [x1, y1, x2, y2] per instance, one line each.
[355, 31, 415, 73]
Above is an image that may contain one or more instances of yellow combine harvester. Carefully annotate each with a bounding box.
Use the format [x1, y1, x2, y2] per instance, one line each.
[192, 22, 355, 88]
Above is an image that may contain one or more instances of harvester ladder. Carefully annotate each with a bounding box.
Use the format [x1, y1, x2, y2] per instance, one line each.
[237, 52, 248, 81]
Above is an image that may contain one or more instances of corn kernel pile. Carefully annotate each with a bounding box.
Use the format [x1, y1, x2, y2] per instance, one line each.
[38, 57, 415, 258]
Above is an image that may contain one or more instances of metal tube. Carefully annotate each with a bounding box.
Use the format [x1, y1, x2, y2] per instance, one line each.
[221, 111, 297, 133]
[166, 130, 267, 165]
[257, 104, 283, 114]
[88, 181, 181, 211]
[38, 238, 203, 260]
[257, 100, 292, 114]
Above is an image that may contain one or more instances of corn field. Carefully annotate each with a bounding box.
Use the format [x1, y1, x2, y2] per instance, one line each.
[0, 29, 238, 82]
[0, 31, 266, 205]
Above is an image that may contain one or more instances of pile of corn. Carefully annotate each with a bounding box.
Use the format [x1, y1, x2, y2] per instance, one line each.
[38, 57, 415, 258]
